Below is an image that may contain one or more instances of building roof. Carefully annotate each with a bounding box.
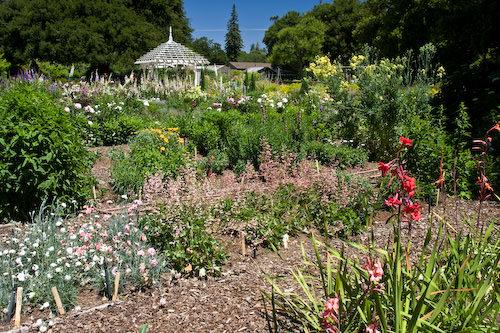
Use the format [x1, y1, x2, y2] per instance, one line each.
[227, 62, 272, 70]
[246, 66, 276, 73]
[135, 27, 210, 68]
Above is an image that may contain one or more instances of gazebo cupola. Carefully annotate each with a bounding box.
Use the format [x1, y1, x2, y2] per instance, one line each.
[135, 27, 210, 69]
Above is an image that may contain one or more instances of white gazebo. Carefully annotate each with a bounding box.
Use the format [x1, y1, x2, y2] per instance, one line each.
[135, 27, 210, 85]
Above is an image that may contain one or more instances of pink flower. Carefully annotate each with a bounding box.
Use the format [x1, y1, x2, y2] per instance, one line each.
[137, 250, 145, 256]
[141, 234, 147, 242]
[363, 258, 384, 284]
[139, 263, 146, 273]
[111, 266, 118, 276]
[147, 248, 156, 256]
[320, 296, 340, 332]
[151, 259, 158, 266]
[403, 203, 422, 221]
[127, 240, 132, 246]
[366, 323, 381, 333]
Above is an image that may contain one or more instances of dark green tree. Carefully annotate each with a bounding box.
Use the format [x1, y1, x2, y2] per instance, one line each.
[263, 11, 302, 55]
[269, 16, 325, 76]
[237, 43, 267, 62]
[0, 0, 192, 74]
[225, 4, 243, 61]
[308, 0, 362, 61]
[191, 37, 228, 64]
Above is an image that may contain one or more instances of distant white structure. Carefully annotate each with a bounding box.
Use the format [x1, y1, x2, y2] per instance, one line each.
[135, 27, 209, 85]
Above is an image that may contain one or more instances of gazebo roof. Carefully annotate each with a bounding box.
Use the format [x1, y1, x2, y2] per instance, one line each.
[135, 27, 210, 68]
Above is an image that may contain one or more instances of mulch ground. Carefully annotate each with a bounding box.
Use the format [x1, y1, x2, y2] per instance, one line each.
[1, 146, 499, 333]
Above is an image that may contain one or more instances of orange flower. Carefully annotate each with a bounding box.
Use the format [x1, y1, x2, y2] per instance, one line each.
[487, 123, 500, 133]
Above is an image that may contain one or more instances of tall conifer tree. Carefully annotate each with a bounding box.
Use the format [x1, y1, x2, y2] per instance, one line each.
[225, 4, 243, 61]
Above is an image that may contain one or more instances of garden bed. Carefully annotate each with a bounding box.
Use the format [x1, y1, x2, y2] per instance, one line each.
[1, 152, 498, 332]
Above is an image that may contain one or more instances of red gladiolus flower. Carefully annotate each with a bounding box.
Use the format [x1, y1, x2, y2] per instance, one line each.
[403, 203, 422, 221]
[403, 175, 417, 197]
[385, 195, 402, 208]
[400, 136, 413, 146]
[321, 296, 340, 332]
[378, 161, 390, 177]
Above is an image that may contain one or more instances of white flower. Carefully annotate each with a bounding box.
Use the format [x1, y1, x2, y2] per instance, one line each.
[85, 105, 95, 113]
[277, 102, 283, 108]
[66, 247, 73, 255]
[55, 267, 62, 273]
[74, 103, 82, 109]
[41, 302, 50, 309]
[56, 221, 62, 227]
[33, 242, 39, 248]
[257, 98, 262, 103]
[17, 272, 25, 281]
[282, 97, 288, 103]
[143, 100, 149, 106]
[64, 274, 71, 281]
[50, 263, 57, 268]
[15, 257, 22, 265]
[46, 273, 52, 279]
[32, 264, 39, 271]
[48, 246, 54, 252]
[19, 249, 26, 256]
[121, 194, 128, 200]
[75, 261, 82, 267]
[61, 202, 67, 208]
[88, 121, 93, 126]
[39, 325, 47, 332]
[34, 319, 43, 327]
[64, 107, 70, 112]
[28, 292, 36, 299]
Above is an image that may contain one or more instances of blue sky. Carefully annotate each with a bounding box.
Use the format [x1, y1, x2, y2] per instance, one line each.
[184, 0, 323, 52]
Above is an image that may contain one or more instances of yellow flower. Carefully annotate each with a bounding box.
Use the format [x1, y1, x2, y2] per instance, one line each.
[167, 128, 179, 131]
[160, 147, 165, 151]
[178, 138, 184, 144]
[163, 138, 169, 143]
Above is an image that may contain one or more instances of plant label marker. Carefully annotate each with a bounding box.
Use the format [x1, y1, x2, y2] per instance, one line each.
[51, 287, 65, 315]
[14, 286, 22, 328]
[5, 283, 17, 323]
[112, 272, 120, 301]
[241, 233, 246, 255]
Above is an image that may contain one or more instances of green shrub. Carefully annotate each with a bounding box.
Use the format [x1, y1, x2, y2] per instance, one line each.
[140, 204, 228, 277]
[299, 141, 368, 169]
[199, 149, 229, 175]
[0, 83, 94, 221]
[110, 128, 186, 195]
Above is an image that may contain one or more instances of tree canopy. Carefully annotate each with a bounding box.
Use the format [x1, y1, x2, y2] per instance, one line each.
[0, 0, 192, 74]
[191, 37, 228, 64]
[269, 16, 325, 76]
[225, 4, 243, 61]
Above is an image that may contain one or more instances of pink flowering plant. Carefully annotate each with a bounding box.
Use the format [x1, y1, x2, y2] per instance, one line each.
[0, 200, 170, 316]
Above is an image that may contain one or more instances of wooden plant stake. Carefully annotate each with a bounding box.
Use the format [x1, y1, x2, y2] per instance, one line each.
[240, 233, 246, 256]
[436, 189, 440, 208]
[316, 160, 320, 174]
[194, 147, 197, 159]
[92, 186, 97, 200]
[14, 286, 22, 328]
[112, 272, 120, 301]
[5, 283, 17, 323]
[51, 287, 65, 315]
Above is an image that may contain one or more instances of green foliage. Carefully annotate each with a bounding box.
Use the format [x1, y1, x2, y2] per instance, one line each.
[263, 11, 303, 55]
[0, 83, 93, 221]
[199, 149, 229, 175]
[0, 53, 10, 76]
[237, 43, 268, 63]
[299, 141, 368, 169]
[0, 0, 192, 73]
[140, 205, 229, 277]
[36, 61, 89, 80]
[110, 128, 187, 195]
[191, 37, 228, 64]
[225, 4, 243, 61]
[263, 220, 500, 332]
[269, 16, 326, 75]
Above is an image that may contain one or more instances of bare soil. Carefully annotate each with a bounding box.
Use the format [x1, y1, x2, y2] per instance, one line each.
[1, 147, 499, 333]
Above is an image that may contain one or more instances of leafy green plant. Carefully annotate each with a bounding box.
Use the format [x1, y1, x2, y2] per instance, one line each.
[110, 127, 187, 195]
[0, 82, 94, 221]
[139, 204, 228, 277]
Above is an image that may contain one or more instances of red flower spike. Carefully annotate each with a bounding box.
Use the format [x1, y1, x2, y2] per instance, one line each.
[487, 123, 500, 133]
[400, 136, 413, 146]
